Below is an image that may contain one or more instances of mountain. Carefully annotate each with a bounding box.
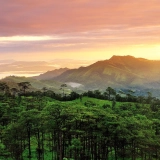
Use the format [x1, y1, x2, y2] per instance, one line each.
[33, 68, 69, 80]
[0, 59, 95, 79]
[53, 55, 160, 90]
[0, 76, 63, 93]
[2, 55, 160, 97]
[1, 75, 85, 94]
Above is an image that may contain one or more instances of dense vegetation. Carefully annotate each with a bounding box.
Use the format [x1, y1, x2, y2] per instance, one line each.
[0, 82, 160, 160]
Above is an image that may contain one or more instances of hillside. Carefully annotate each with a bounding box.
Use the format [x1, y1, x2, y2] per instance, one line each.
[0, 75, 85, 94]
[1, 95, 158, 160]
[53, 55, 160, 90]
[33, 68, 69, 80]
[2, 55, 160, 93]
[0, 76, 63, 93]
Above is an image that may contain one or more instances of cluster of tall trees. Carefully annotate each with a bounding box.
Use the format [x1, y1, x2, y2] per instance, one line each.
[84, 87, 157, 104]
[0, 81, 156, 103]
[0, 82, 80, 101]
[0, 82, 160, 159]
[0, 91, 160, 160]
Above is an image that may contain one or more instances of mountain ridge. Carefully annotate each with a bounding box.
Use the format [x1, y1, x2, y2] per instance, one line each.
[53, 55, 160, 89]
[1, 55, 160, 92]
[33, 68, 69, 80]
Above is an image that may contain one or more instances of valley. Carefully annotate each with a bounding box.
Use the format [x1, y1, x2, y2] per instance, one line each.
[1, 55, 160, 97]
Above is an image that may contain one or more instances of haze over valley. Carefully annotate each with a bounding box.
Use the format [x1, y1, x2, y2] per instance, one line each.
[1, 55, 160, 98]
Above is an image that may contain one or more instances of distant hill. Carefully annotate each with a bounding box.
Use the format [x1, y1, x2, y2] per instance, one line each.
[0, 59, 95, 79]
[33, 68, 69, 80]
[0, 75, 85, 94]
[0, 76, 63, 93]
[2, 55, 160, 96]
[53, 55, 160, 90]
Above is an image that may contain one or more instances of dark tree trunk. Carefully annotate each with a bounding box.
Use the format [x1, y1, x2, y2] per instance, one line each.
[27, 124, 31, 159]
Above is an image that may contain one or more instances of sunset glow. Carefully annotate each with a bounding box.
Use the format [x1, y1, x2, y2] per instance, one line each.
[0, 0, 160, 63]
[0, 36, 56, 42]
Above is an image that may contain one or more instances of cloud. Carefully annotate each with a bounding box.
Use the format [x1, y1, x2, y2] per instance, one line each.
[0, 0, 160, 62]
[1, 0, 160, 36]
[1, 25, 160, 53]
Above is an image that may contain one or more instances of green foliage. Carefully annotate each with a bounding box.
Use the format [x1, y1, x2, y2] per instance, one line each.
[0, 94, 160, 160]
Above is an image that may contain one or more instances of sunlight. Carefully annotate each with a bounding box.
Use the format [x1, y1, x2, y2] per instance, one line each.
[0, 35, 59, 42]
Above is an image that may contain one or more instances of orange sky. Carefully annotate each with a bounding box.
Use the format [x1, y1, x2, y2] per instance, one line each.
[0, 0, 160, 61]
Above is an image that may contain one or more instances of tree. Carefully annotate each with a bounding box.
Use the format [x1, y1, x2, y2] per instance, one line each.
[126, 89, 135, 102]
[94, 90, 101, 99]
[17, 82, 31, 94]
[2, 123, 25, 160]
[42, 87, 47, 96]
[69, 91, 79, 100]
[19, 109, 41, 159]
[104, 87, 116, 100]
[10, 87, 19, 97]
[0, 82, 9, 95]
[146, 91, 152, 104]
[60, 84, 67, 98]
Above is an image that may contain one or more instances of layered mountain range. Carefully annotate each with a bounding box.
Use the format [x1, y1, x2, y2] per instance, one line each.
[1, 55, 160, 92]
[0, 59, 94, 78]
[52, 55, 160, 90]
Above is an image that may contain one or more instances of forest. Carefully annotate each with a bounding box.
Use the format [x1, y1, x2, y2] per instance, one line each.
[0, 82, 160, 160]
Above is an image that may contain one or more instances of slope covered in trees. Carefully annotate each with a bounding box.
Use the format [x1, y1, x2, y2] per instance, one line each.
[0, 86, 160, 160]
[53, 55, 160, 90]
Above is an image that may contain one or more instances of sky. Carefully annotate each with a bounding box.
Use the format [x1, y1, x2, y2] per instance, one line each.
[1, 0, 160, 62]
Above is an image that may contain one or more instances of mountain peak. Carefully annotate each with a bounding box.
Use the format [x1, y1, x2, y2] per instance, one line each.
[109, 55, 135, 61]
[109, 55, 148, 62]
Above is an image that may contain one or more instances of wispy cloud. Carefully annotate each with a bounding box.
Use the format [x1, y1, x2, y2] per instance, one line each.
[0, 0, 160, 61]
[1, 0, 160, 36]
